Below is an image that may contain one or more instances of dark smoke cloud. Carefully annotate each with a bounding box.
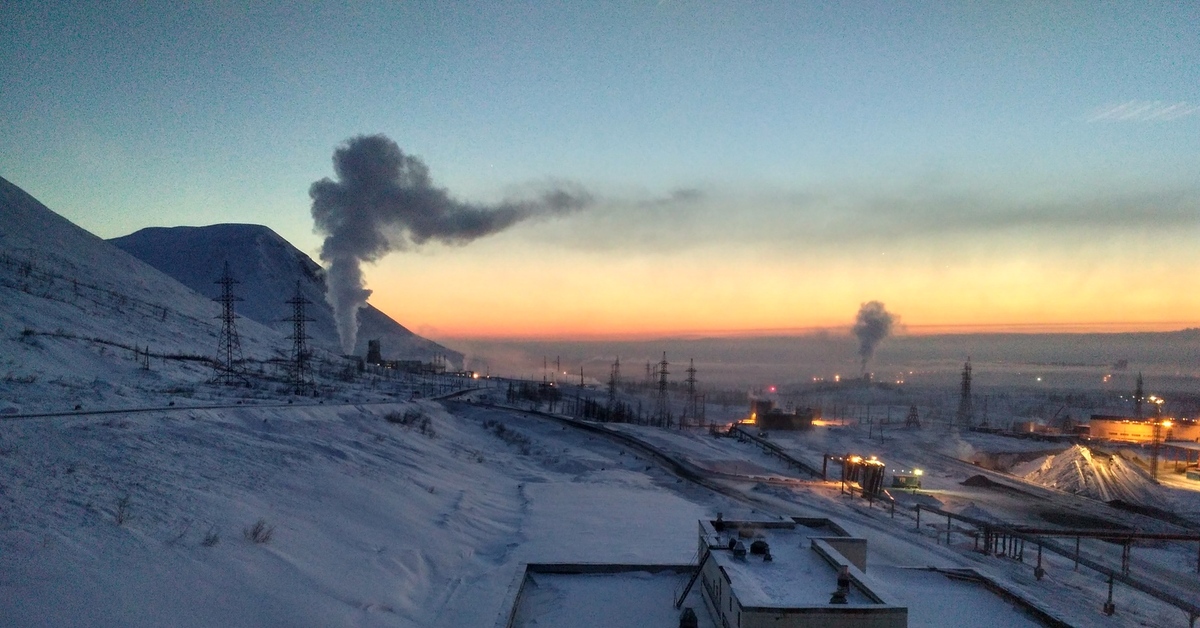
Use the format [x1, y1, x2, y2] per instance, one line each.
[310, 134, 592, 354]
[852, 301, 896, 372]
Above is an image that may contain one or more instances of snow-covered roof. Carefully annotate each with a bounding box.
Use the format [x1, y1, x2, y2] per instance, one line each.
[702, 520, 882, 608]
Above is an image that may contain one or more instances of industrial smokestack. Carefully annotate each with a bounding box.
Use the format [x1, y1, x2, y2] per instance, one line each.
[852, 301, 896, 373]
[310, 134, 592, 354]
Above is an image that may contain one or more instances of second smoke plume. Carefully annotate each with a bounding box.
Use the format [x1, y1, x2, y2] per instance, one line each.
[852, 301, 896, 373]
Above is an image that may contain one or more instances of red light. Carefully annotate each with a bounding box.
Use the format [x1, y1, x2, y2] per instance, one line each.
[768, 386, 776, 393]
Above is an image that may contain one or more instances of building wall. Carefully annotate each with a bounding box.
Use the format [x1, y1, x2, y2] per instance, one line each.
[740, 609, 905, 628]
[1088, 417, 1193, 443]
[818, 537, 867, 572]
[700, 559, 742, 628]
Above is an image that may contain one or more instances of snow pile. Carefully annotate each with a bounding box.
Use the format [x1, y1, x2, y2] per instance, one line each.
[1022, 445, 1166, 508]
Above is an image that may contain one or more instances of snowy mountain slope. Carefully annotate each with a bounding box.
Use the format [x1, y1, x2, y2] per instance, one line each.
[0, 176, 297, 411]
[0, 400, 727, 627]
[109, 224, 460, 364]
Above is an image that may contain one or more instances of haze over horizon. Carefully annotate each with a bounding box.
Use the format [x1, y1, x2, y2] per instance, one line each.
[3, 2, 1198, 340]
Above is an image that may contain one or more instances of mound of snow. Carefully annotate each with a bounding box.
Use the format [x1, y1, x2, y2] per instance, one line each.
[1022, 445, 1167, 508]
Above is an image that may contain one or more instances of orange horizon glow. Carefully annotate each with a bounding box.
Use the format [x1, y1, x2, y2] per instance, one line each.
[358, 227, 1200, 344]
[380, 315, 1199, 343]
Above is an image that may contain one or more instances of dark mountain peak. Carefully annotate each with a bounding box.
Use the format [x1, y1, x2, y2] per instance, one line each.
[110, 223, 458, 364]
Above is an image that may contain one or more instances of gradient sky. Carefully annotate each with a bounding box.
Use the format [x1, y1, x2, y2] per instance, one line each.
[3, 2, 1198, 340]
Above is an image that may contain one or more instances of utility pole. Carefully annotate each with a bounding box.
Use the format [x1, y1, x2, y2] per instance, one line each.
[956, 358, 974, 428]
[607, 356, 621, 414]
[655, 352, 670, 427]
[284, 280, 314, 395]
[684, 359, 698, 429]
[211, 261, 247, 386]
[904, 405, 921, 428]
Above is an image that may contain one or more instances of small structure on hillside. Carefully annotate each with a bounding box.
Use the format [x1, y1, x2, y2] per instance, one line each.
[364, 339, 447, 374]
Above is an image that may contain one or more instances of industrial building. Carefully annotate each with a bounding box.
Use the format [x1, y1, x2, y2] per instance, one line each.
[694, 517, 907, 628]
[747, 400, 818, 431]
[1088, 415, 1200, 443]
[365, 339, 447, 374]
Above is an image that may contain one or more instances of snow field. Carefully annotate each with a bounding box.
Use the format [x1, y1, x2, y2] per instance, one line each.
[0, 401, 745, 627]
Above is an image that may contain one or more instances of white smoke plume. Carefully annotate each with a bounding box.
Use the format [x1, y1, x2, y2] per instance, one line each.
[310, 134, 591, 354]
[852, 300, 896, 373]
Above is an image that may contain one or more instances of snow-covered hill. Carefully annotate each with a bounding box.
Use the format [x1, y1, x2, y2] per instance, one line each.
[0, 176, 294, 412]
[109, 224, 459, 364]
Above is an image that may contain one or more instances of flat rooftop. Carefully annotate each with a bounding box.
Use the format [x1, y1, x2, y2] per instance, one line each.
[512, 569, 715, 628]
[707, 527, 875, 607]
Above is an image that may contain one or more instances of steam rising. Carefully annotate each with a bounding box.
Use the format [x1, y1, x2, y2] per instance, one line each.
[852, 301, 896, 372]
[310, 134, 591, 354]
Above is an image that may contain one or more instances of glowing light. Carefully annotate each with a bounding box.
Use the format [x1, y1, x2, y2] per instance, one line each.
[913, 469, 924, 476]
[1163, 420, 1174, 428]
[768, 386, 776, 393]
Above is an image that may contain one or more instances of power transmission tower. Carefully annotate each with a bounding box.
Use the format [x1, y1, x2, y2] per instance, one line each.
[904, 405, 921, 428]
[683, 358, 698, 428]
[284, 280, 314, 395]
[655, 352, 670, 427]
[211, 261, 247, 385]
[955, 358, 973, 428]
[607, 356, 620, 414]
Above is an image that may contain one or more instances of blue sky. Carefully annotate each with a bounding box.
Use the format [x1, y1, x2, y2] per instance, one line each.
[3, 1, 1198, 337]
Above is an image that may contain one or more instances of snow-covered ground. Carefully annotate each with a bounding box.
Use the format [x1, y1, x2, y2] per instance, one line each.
[5, 176, 1200, 626]
[0, 398, 745, 627]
